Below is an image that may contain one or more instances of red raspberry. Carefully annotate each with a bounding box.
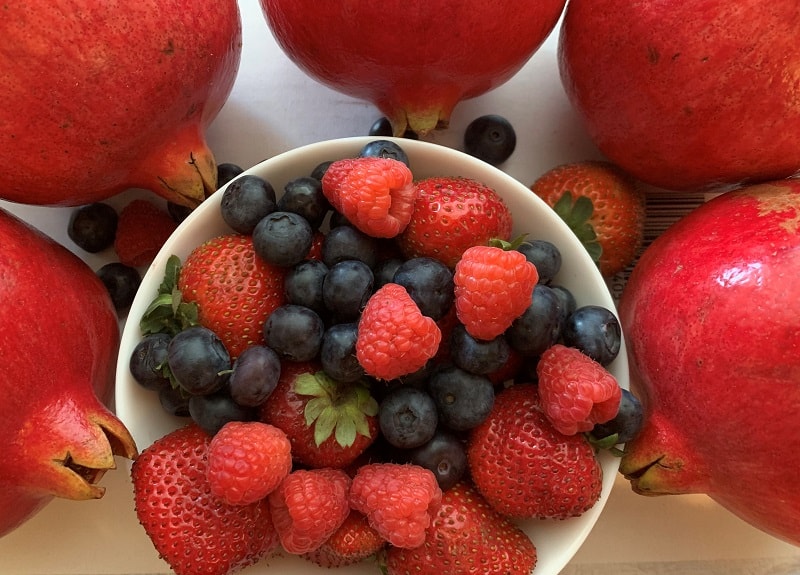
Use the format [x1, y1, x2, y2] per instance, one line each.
[537, 344, 622, 435]
[349, 462, 442, 549]
[321, 157, 416, 238]
[114, 199, 177, 266]
[356, 283, 442, 380]
[268, 468, 351, 554]
[453, 244, 539, 340]
[207, 421, 292, 505]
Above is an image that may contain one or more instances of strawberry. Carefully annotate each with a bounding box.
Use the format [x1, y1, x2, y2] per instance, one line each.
[131, 423, 279, 575]
[530, 160, 646, 278]
[467, 383, 603, 520]
[384, 481, 537, 575]
[397, 176, 513, 268]
[302, 509, 385, 568]
[321, 156, 416, 238]
[259, 361, 379, 469]
[114, 198, 178, 267]
[349, 462, 442, 549]
[537, 344, 622, 435]
[177, 233, 287, 358]
[207, 421, 293, 505]
[453, 244, 538, 340]
[356, 282, 442, 380]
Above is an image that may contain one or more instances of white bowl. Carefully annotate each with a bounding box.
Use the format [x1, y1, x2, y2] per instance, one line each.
[116, 136, 629, 575]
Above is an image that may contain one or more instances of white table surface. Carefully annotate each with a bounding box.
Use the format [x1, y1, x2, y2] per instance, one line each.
[1, 1, 798, 573]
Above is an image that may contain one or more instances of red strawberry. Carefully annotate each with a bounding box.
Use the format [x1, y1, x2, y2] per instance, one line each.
[131, 424, 279, 575]
[467, 383, 603, 520]
[384, 481, 537, 575]
[349, 462, 442, 549]
[397, 176, 513, 268]
[537, 344, 622, 435]
[259, 361, 379, 469]
[207, 421, 293, 505]
[268, 468, 351, 554]
[356, 283, 442, 380]
[114, 198, 178, 267]
[530, 161, 646, 278]
[321, 156, 416, 238]
[302, 509, 385, 568]
[178, 233, 287, 358]
[453, 244, 538, 340]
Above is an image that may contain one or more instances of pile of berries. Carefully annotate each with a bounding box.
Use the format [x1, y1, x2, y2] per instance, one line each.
[128, 140, 643, 575]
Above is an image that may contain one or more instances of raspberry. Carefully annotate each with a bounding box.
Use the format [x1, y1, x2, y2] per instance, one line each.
[453, 244, 539, 340]
[321, 157, 416, 238]
[355, 283, 442, 380]
[268, 468, 351, 554]
[536, 344, 622, 435]
[114, 199, 177, 267]
[349, 462, 442, 549]
[207, 421, 292, 505]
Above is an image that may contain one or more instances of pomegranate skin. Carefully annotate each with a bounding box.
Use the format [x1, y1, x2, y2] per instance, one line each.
[618, 181, 800, 545]
[0, 0, 242, 207]
[260, 0, 566, 135]
[0, 208, 137, 538]
[558, 0, 800, 191]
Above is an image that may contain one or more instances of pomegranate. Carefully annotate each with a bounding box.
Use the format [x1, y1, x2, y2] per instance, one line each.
[260, 0, 566, 135]
[618, 181, 800, 545]
[0, 0, 241, 208]
[558, 0, 800, 191]
[0, 208, 137, 538]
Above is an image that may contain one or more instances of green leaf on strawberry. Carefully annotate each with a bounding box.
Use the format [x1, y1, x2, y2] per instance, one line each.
[139, 255, 199, 336]
[551, 191, 603, 264]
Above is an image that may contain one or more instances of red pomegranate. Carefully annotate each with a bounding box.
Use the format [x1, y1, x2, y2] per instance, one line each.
[618, 180, 800, 545]
[0, 0, 241, 207]
[558, 0, 800, 191]
[0, 208, 137, 538]
[260, 0, 567, 135]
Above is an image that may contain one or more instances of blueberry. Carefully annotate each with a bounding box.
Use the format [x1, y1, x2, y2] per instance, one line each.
[551, 284, 577, 322]
[252, 211, 313, 268]
[449, 324, 510, 375]
[322, 225, 381, 269]
[188, 390, 257, 436]
[322, 260, 374, 321]
[517, 239, 562, 285]
[359, 139, 410, 167]
[278, 176, 331, 229]
[367, 117, 419, 140]
[407, 430, 468, 491]
[373, 257, 405, 290]
[310, 160, 333, 182]
[217, 162, 245, 189]
[320, 322, 364, 382]
[167, 201, 193, 224]
[167, 326, 231, 395]
[221, 174, 278, 234]
[592, 388, 643, 444]
[263, 304, 324, 362]
[158, 385, 190, 418]
[392, 257, 454, 321]
[96, 262, 141, 312]
[506, 284, 564, 356]
[229, 345, 281, 407]
[129, 332, 172, 391]
[68, 202, 118, 253]
[285, 259, 329, 314]
[562, 305, 622, 366]
[378, 386, 438, 449]
[427, 365, 495, 431]
[463, 114, 517, 166]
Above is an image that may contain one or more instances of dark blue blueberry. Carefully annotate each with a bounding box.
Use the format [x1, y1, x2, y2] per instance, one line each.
[320, 322, 364, 382]
[373, 257, 405, 290]
[359, 139, 410, 167]
[167, 326, 231, 395]
[551, 284, 577, 322]
[378, 386, 438, 449]
[392, 257, 454, 321]
[188, 390, 257, 436]
[321, 225, 380, 269]
[368, 117, 419, 139]
[129, 332, 172, 392]
[278, 176, 331, 230]
[322, 260, 374, 321]
[229, 345, 282, 407]
[463, 114, 517, 166]
[158, 385, 190, 418]
[263, 304, 324, 362]
[592, 388, 643, 444]
[310, 160, 333, 182]
[562, 305, 622, 366]
[217, 162, 245, 189]
[96, 262, 141, 312]
[427, 365, 495, 431]
[449, 324, 510, 375]
[252, 211, 314, 268]
[517, 239, 562, 285]
[506, 284, 564, 356]
[285, 259, 329, 314]
[68, 202, 118, 253]
[407, 430, 468, 490]
[220, 174, 277, 234]
[167, 201, 193, 224]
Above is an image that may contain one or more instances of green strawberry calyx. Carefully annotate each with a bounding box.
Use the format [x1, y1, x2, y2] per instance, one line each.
[294, 371, 379, 448]
[139, 255, 200, 337]
[551, 191, 603, 265]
